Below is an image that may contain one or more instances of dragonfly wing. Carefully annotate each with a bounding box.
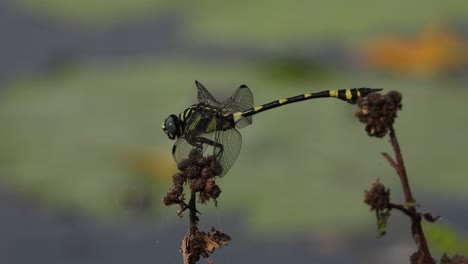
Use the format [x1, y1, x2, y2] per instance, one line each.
[172, 137, 195, 164]
[190, 130, 241, 177]
[172, 129, 242, 177]
[217, 128, 242, 177]
[223, 85, 254, 129]
[195, 80, 224, 108]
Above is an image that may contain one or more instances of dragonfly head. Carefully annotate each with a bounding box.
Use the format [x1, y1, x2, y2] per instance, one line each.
[162, 114, 182, 140]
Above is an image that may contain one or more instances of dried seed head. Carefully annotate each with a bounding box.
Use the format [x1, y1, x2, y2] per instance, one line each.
[209, 185, 221, 199]
[199, 191, 210, 203]
[199, 179, 222, 201]
[163, 146, 225, 213]
[210, 160, 223, 176]
[364, 179, 390, 211]
[162, 194, 175, 206]
[201, 166, 213, 179]
[440, 254, 468, 264]
[162, 186, 184, 206]
[190, 178, 204, 192]
[177, 158, 191, 171]
[356, 91, 402, 138]
[204, 179, 215, 193]
[173, 184, 183, 193]
[185, 164, 201, 179]
[172, 172, 185, 185]
[196, 156, 206, 166]
[205, 155, 214, 164]
[189, 148, 203, 161]
[208, 227, 231, 246]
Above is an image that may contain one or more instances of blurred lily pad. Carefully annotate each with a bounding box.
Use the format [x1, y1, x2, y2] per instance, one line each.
[12, 0, 173, 26]
[188, 1, 468, 46]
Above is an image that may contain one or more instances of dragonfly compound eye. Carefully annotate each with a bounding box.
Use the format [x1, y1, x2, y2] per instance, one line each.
[163, 114, 180, 140]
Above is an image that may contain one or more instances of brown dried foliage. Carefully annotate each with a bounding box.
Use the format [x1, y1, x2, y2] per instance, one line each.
[163, 148, 230, 263]
[356, 91, 402, 138]
[357, 91, 438, 264]
[364, 179, 390, 211]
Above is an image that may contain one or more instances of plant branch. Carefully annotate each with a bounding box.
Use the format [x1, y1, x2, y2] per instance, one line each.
[388, 127, 415, 204]
[189, 190, 198, 234]
[386, 126, 433, 264]
[389, 203, 413, 217]
[381, 152, 399, 173]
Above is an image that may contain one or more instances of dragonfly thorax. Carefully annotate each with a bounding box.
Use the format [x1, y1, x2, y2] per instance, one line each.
[183, 104, 235, 135]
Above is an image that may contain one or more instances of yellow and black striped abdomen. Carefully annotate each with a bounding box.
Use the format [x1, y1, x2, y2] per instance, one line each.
[231, 87, 381, 123]
[329, 88, 371, 103]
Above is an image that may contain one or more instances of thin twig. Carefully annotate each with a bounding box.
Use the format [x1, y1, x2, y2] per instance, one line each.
[387, 126, 433, 263]
[388, 203, 412, 217]
[381, 152, 399, 173]
[388, 127, 414, 204]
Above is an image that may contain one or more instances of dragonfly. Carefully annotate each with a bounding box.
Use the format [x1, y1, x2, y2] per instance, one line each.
[162, 81, 382, 177]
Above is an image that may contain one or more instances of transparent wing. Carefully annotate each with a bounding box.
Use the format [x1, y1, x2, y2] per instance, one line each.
[222, 85, 254, 129]
[172, 129, 242, 177]
[172, 109, 211, 164]
[195, 80, 224, 108]
[172, 121, 224, 165]
[216, 128, 242, 177]
[172, 137, 193, 164]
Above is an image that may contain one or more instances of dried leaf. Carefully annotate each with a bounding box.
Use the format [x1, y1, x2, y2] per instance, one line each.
[202, 234, 221, 253]
[376, 210, 391, 237]
[423, 213, 440, 223]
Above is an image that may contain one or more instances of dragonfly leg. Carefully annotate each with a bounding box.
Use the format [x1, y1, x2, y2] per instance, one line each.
[192, 136, 224, 161]
[189, 139, 205, 153]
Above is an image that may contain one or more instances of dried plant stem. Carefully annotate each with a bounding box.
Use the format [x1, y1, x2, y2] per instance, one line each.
[388, 203, 412, 217]
[182, 191, 198, 264]
[389, 127, 414, 202]
[383, 126, 433, 264]
[189, 190, 198, 233]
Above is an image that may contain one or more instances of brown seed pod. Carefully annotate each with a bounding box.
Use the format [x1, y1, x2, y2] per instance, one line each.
[201, 166, 213, 179]
[188, 148, 202, 161]
[210, 160, 223, 176]
[364, 179, 390, 211]
[356, 91, 402, 138]
[209, 185, 221, 199]
[185, 164, 201, 179]
[204, 178, 215, 193]
[196, 156, 206, 166]
[172, 172, 186, 185]
[177, 158, 191, 171]
[162, 186, 183, 205]
[199, 191, 210, 203]
[190, 178, 204, 192]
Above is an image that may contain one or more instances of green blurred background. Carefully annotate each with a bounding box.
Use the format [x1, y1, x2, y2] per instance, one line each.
[0, 0, 467, 263]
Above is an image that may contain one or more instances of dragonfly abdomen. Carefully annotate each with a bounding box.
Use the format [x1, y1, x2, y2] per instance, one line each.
[230, 88, 382, 123]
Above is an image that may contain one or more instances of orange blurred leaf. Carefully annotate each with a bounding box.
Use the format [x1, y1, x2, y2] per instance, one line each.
[361, 24, 468, 76]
